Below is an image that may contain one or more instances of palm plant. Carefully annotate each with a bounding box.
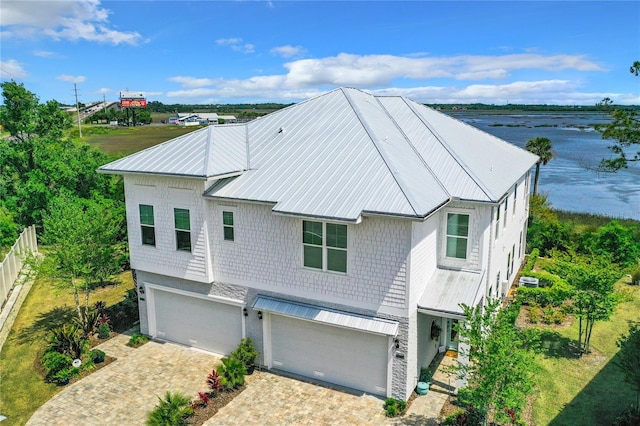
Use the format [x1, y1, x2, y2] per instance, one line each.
[525, 136, 554, 196]
[146, 391, 193, 426]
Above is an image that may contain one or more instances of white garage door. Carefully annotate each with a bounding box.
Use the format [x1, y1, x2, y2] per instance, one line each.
[152, 288, 242, 355]
[270, 314, 389, 396]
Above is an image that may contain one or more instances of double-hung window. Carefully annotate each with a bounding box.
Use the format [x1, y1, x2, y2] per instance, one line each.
[303, 221, 347, 273]
[504, 198, 508, 228]
[139, 204, 155, 246]
[445, 213, 469, 260]
[513, 184, 517, 214]
[222, 211, 234, 241]
[495, 206, 501, 241]
[174, 208, 191, 252]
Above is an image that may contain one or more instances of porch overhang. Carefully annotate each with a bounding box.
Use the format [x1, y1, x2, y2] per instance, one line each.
[417, 268, 485, 318]
[252, 296, 399, 336]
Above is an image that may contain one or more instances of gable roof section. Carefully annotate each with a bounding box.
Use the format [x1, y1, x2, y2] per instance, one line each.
[99, 125, 247, 178]
[100, 87, 538, 221]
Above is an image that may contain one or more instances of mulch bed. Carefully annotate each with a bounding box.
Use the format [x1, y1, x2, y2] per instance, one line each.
[187, 386, 246, 425]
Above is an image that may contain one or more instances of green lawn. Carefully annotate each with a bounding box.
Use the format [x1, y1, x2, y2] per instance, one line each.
[82, 124, 203, 157]
[533, 283, 639, 425]
[0, 271, 134, 426]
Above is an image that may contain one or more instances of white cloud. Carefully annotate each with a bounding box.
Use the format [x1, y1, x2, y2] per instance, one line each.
[216, 37, 255, 53]
[0, 0, 142, 45]
[0, 59, 28, 79]
[164, 52, 610, 104]
[96, 87, 111, 94]
[33, 50, 56, 58]
[270, 45, 306, 58]
[57, 74, 86, 83]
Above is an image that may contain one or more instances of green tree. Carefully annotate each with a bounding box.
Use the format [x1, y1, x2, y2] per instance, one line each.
[42, 194, 124, 318]
[595, 62, 640, 171]
[457, 301, 537, 424]
[547, 253, 620, 354]
[615, 324, 640, 415]
[525, 136, 554, 196]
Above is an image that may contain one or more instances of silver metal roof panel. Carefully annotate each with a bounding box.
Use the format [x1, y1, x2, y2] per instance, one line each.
[417, 268, 485, 316]
[101, 87, 538, 220]
[252, 295, 399, 336]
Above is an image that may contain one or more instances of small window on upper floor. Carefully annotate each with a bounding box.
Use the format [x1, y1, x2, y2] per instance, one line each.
[504, 198, 508, 228]
[513, 184, 518, 214]
[445, 213, 469, 260]
[303, 220, 347, 273]
[223, 211, 234, 241]
[174, 208, 191, 252]
[139, 204, 155, 246]
[495, 205, 501, 241]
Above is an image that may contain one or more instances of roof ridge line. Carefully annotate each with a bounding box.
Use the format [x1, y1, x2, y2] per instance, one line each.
[341, 88, 419, 216]
[203, 125, 214, 176]
[403, 99, 495, 201]
[377, 96, 451, 198]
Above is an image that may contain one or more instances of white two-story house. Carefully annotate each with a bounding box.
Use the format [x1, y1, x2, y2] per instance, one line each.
[99, 88, 537, 401]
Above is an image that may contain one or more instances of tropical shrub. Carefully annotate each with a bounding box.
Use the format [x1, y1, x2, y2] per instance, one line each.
[73, 307, 100, 338]
[383, 398, 407, 417]
[218, 357, 246, 390]
[146, 391, 193, 426]
[97, 322, 111, 339]
[206, 369, 221, 394]
[230, 338, 259, 369]
[89, 349, 106, 363]
[48, 324, 88, 359]
[127, 333, 148, 347]
[41, 350, 73, 381]
[522, 248, 540, 274]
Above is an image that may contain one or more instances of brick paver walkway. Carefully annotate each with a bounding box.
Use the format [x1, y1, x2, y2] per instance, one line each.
[26, 335, 220, 426]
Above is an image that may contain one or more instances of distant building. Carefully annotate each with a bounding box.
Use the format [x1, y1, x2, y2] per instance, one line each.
[172, 113, 237, 126]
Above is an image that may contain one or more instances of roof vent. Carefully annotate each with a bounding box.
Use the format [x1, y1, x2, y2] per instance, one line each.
[278, 127, 285, 134]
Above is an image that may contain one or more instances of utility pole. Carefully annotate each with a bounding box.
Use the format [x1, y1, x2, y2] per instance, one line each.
[74, 83, 82, 138]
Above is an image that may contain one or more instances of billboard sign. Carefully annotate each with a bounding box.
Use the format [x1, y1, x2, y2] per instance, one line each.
[120, 91, 145, 99]
[120, 99, 147, 108]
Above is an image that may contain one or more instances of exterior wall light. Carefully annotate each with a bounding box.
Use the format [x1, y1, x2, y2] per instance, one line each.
[394, 338, 400, 349]
[243, 307, 248, 317]
[258, 311, 263, 320]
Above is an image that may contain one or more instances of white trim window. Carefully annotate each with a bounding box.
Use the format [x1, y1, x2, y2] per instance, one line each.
[139, 204, 156, 246]
[495, 206, 501, 241]
[222, 210, 234, 241]
[513, 184, 517, 215]
[174, 208, 191, 252]
[303, 221, 347, 273]
[445, 213, 469, 260]
[504, 197, 508, 228]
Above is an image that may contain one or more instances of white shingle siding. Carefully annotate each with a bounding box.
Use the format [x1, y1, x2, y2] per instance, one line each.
[125, 175, 212, 283]
[210, 203, 410, 310]
[408, 216, 439, 307]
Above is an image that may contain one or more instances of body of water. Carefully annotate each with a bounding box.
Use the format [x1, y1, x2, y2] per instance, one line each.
[451, 111, 640, 220]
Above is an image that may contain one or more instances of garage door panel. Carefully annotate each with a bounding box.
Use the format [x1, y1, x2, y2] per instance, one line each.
[153, 289, 242, 355]
[271, 315, 389, 395]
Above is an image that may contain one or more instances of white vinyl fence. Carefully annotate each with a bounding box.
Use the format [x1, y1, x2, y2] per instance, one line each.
[0, 225, 38, 308]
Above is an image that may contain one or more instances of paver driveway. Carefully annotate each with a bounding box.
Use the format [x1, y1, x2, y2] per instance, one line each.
[26, 334, 220, 426]
[27, 334, 447, 425]
[207, 371, 447, 426]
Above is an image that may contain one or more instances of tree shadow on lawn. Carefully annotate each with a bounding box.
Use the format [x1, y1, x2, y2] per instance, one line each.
[549, 352, 634, 426]
[535, 329, 581, 359]
[16, 305, 76, 343]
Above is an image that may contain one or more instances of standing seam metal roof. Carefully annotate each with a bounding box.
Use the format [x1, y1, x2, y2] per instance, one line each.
[100, 87, 538, 221]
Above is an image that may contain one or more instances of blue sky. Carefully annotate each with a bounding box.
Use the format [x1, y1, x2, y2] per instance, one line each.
[1, 1, 639, 106]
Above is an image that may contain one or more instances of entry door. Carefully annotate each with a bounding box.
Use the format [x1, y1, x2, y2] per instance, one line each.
[447, 319, 459, 351]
